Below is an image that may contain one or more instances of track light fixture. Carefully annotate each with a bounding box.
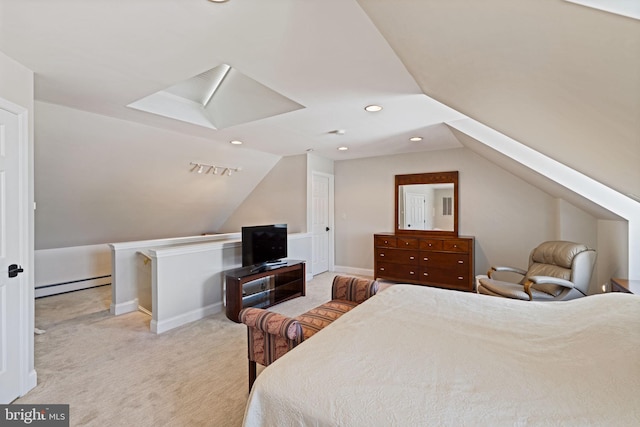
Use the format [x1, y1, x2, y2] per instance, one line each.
[189, 162, 240, 176]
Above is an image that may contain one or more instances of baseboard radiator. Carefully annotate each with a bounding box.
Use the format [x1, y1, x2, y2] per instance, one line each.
[35, 275, 112, 298]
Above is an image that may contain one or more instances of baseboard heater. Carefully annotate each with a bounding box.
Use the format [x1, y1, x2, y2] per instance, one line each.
[35, 275, 112, 298]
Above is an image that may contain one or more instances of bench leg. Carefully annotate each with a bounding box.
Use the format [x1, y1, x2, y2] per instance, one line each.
[248, 360, 257, 392]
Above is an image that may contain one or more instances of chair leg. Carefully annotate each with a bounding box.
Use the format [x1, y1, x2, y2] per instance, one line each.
[248, 360, 257, 392]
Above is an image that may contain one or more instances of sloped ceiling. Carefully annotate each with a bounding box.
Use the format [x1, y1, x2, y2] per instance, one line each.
[0, 0, 637, 249]
[356, 0, 640, 200]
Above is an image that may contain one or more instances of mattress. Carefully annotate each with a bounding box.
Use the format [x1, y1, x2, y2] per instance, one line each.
[243, 285, 640, 426]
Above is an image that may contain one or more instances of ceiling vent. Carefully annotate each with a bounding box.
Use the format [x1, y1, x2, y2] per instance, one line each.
[128, 63, 304, 129]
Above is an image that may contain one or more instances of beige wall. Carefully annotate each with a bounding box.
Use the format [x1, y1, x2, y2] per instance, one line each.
[335, 148, 553, 274]
[34, 101, 280, 249]
[333, 147, 623, 293]
[220, 154, 308, 233]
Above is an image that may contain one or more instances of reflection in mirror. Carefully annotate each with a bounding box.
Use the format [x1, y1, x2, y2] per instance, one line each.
[395, 171, 458, 236]
[398, 183, 455, 231]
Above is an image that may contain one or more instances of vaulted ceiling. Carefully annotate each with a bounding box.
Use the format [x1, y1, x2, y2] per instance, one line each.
[0, 0, 638, 248]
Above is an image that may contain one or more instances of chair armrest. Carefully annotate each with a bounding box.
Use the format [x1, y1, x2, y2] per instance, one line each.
[487, 266, 527, 278]
[523, 276, 575, 300]
[331, 275, 379, 303]
[528, 276, 575, 289]
[238, 308, 302, 341]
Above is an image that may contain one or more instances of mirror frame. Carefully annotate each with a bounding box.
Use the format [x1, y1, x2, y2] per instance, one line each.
[395, 171, 459, 237]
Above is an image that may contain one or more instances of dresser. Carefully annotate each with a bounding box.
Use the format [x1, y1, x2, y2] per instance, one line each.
[374, 233, 475, 291]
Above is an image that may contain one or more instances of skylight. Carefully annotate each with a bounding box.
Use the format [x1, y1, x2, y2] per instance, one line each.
[128, 64, 304, 130]
[564, 0, 640, 20]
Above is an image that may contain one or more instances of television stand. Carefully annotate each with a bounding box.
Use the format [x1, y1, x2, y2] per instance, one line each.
[250, 260, 287, 273]
[225, 260, 306, 322]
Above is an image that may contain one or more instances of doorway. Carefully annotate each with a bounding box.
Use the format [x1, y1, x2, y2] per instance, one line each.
[311, 172, 334, 275]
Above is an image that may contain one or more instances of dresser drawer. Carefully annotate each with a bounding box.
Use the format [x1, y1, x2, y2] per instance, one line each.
[396, 237, 419, 249]
[376, 248, 419, 265]
[420, 266, 469, 284]
[442, 239, 470, 253]
[375, 235, 397, 248]
[419, 251, 470, 269]
[376, 262, 420, 281]
[419, 239, 443, 250]
[425, 271, 472, 291]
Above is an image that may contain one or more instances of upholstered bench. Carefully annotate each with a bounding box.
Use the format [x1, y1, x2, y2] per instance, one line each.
[238, 275, 379, 390]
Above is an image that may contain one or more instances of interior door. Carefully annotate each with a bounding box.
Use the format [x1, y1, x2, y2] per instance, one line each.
[404, 193, 427, 230]
[311, 173, 330, 275]
[0, 105, 26, 403]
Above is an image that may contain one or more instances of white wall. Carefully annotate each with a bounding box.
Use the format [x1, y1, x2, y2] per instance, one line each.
[34, 245, 111, 297]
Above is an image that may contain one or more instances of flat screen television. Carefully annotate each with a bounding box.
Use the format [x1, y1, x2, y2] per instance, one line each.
[241, 224, 288, 268]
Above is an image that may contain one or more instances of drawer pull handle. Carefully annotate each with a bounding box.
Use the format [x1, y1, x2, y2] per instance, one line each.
[423, 257, 429, 261]
[458, 276, 464, 280]
[405, 242, 410, 246]
[409, 271, 415, 275]
[380, 267, 385, 271]
[380, 253, 385, 257]
[423, 272, 429, 276]
[454, 244, 458, 248]
[409, 256, 415, 260]
[458, 260, 464, 264]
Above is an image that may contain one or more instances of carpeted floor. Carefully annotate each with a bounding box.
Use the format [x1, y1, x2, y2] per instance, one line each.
[16, 272, 361, 426]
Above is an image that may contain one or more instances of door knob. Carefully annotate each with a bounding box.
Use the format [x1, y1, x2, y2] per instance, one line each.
[9, 264, 24, 278]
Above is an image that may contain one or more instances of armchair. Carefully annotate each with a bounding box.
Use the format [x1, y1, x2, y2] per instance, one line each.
[476, 241, 596, 301]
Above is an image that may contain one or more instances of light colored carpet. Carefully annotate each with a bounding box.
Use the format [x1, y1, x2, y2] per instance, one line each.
[16, 272, 376, 427]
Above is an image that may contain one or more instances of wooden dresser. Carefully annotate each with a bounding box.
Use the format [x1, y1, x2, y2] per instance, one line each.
[374, 233, 475, 292]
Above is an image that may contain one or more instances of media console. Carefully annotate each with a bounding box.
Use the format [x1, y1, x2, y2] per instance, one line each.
[225, 260, 306, 322]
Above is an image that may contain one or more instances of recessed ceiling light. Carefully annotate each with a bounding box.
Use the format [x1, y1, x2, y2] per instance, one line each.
[230, 140, 243, 145]
[208, 0, 229, 3]
[364, 105, 383, 112]
[409, 137, 423, 142]
[338, 146, 348, 151]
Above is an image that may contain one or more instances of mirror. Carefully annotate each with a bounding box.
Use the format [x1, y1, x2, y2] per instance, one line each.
[395, 171, 458, 236]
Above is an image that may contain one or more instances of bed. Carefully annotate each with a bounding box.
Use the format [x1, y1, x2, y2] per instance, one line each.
[243, 284, 640, 426]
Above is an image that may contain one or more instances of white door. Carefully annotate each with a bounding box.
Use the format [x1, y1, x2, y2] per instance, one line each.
[311, 173, 331, 275]
[404, 193, 426, 230]
[0, 104, 27, 403]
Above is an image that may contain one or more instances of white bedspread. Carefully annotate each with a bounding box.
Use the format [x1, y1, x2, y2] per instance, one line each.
[243, 285, 640, 426]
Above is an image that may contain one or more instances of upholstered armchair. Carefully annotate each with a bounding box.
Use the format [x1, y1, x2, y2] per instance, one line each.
[476, 241, 596, 301]
[239, 275, 379, 390]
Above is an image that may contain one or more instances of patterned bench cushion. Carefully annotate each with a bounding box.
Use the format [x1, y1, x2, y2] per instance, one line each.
[295, 299, 358, 339]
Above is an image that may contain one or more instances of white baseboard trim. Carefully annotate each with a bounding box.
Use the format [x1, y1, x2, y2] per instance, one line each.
[110, 298, 139, 315]
[35, 276, 111, 298]
[333, 265, 374, 277]
[150, 302, 223, 334]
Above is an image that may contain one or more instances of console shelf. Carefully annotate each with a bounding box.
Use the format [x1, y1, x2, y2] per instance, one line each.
[225, 260, 306, 322]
